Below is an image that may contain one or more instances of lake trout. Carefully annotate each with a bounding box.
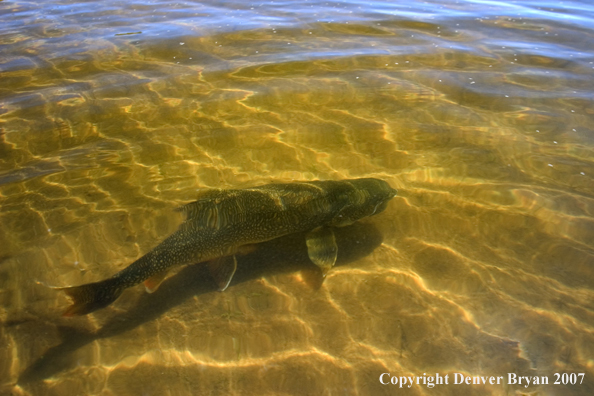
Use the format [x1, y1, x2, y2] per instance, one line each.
[57, 178, 397, 316]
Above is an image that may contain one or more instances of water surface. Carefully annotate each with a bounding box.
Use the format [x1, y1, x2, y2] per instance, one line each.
[1, 0, 594, 395]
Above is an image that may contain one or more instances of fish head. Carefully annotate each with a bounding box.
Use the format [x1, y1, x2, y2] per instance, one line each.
[330, 178, 397, 226]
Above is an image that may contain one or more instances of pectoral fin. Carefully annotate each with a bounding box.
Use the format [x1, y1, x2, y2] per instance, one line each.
[305, 227, 338, 277]
[208, 255, 238, 291]
[144, 270, 170, 293]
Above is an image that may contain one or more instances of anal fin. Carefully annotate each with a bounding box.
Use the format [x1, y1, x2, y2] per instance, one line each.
[144, 270, 169, 293]
[305, 227, 338, 277]
[208, 255, 238, 291]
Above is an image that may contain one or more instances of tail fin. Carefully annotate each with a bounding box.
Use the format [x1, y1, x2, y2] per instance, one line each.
[54, 278, 124, 316]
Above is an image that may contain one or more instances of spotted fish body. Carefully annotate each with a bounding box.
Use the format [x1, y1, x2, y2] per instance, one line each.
[58, 178, 397, 316]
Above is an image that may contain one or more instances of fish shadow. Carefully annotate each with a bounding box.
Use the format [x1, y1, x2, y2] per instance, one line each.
[17, 221, 384, 385]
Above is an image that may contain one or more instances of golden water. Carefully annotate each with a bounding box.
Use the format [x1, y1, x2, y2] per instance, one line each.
[1, 0, 593, 395]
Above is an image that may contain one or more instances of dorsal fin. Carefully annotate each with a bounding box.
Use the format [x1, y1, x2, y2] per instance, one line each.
[176, 189, 225, 219]
[176, 189, 235, 230]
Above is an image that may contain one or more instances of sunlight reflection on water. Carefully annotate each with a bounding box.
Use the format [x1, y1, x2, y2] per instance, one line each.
[1, 0, 594, 395]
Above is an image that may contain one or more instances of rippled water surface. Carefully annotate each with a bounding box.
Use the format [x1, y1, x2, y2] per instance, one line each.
[1, 0, 594, 395]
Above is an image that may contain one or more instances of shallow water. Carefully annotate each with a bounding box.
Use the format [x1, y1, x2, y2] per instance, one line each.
[1, 0, 594, 395]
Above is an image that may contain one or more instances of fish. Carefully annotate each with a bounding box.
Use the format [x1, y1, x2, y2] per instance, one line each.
[56, 178, 397, 316]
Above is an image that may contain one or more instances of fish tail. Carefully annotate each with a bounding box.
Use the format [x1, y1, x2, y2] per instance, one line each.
[56, 278, 124, 316]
